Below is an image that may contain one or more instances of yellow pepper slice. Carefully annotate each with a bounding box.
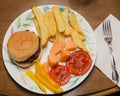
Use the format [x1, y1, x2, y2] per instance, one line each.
[35, 72, 63, 93]
[25, 70, 46, 93]
[35, 61, 60, 88]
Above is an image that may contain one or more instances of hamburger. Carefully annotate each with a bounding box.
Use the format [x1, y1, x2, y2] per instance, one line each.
[7, 30, 42, 68]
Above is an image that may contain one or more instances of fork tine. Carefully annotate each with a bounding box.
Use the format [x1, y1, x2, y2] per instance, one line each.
[103, 20, 106, 35]
[106, 20, 109, 35]
[108, 20, 112, 35]
[103, 19, 112, 37]
[103, 20, 107, 35]
[107, 20, 112, 39]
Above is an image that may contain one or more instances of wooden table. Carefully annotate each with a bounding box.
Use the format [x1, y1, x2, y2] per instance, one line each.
[0, 0, 120, 95]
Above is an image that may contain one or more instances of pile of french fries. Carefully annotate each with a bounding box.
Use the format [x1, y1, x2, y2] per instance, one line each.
[32, 6, 87, 51]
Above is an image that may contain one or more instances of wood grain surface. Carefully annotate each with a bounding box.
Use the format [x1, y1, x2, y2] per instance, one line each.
[0, 0, 120, 96]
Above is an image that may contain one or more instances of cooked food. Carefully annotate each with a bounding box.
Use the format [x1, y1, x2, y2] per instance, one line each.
[70, 27, 87, 51]
[55, 32, 66, 48]
[69, 12, 85, 37]
[62, 7, 71, 36]
[32, 7, 49, 47]
[52, 6, 65, 33]
[7, 30, 42, 68]
[33, 17, 41, 37]
[45, 10, 57, 37]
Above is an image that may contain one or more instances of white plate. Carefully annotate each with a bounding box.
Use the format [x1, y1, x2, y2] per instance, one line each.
[2, 5, 97, 94]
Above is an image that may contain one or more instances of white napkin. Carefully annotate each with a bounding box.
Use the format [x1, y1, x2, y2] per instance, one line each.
[95, 14, 120, 87]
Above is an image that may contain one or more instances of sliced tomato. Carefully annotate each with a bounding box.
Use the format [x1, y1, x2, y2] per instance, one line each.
[66, 50, 92, 76]
[49, 65, 71, 86]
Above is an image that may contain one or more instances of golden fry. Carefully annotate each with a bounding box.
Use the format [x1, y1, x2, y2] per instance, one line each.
[56, 32, 66, 48]
[62, 7, 71, 36]
[52, 6, 65, 33]
[69, 12, 85, 37]
[71, 28, 87, 51]
[78, 33, 86, 41]
[32, 7, 49, 47]
[49, 36, 55, 42]
[70, 27, 86, 41]
[45, 11, 57, 37]
[33, 17, 41, 37]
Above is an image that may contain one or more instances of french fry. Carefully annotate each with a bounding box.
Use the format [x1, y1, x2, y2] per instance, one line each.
[52, 6, 65, 33]
[45, 11, 57, 37]
[62, 7, 71, 36]
[56, 32, 66, 48]
[25, 70, 46, 93]
[33, 17, 41, 37]
[78, 33, 86, 41]
[69, 12, 85, 37]
[32, 7, 49, 47]
[71, 27, 87, 51]
[49, 36, 55, 42]
[70, 27, 86, 41]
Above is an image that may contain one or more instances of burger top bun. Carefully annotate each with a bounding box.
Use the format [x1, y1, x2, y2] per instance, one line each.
[7, 30, 41, 68]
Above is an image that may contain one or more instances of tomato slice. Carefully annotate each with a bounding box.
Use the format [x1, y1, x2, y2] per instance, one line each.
[66, 50, 92, 76]
[49, 65, 71, 86]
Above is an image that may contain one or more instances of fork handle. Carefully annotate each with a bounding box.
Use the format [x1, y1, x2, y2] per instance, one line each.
[108, 43, 119, 84]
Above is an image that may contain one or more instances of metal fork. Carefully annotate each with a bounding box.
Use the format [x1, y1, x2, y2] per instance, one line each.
[103, 20, 119, 84]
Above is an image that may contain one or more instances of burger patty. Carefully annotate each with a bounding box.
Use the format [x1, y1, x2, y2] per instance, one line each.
[15, 38, 41, 64]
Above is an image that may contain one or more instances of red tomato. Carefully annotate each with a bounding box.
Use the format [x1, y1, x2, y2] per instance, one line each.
[66, 50, 92, 76]
[49, 65, 71, 86]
